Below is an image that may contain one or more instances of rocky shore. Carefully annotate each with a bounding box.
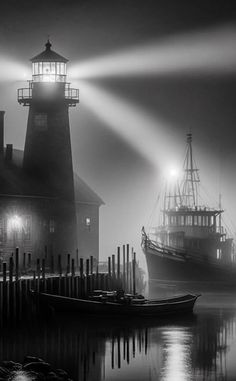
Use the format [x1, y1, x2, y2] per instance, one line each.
[0, 356, 73, 380]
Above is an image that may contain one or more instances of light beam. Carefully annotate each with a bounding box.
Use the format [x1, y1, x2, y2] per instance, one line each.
[0, 56, 30, 82]
[77, 80, 181, 169]
[69, 24, 236, 79]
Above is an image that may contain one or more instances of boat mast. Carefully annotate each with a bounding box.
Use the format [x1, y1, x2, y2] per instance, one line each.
[219, 193, 222, 234]
[182, 133, 200, 207]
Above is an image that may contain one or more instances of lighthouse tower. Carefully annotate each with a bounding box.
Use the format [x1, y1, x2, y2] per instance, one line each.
[17, 41, 79, 258]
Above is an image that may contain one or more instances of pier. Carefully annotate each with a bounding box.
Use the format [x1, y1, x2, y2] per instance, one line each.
[0, 244, 145, 323]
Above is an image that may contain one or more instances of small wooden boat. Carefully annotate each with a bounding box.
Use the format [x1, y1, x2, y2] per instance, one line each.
[31, 290, 200, 317]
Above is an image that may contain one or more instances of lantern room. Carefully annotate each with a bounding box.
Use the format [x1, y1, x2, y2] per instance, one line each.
[31, 40, 68, 83]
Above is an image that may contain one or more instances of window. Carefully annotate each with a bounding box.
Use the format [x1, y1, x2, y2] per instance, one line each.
[24, 216, 31, 241]
[49, 219, 55, 233]
[85, 217, 91, 228]
[34, 113, 47, 131]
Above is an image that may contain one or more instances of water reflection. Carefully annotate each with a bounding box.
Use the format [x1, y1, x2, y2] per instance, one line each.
[0, 305, 236, 380]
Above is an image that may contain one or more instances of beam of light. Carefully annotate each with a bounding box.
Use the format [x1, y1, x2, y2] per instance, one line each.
[0, 56, 30, 82]
[77, 80, 180, 170]
[69, 24, 236, 79]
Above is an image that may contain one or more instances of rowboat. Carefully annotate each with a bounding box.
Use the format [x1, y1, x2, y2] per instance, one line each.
[31, 290, 200, 317]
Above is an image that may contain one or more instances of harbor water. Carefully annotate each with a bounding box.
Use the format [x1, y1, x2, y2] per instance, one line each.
[1, 291, 236, 380]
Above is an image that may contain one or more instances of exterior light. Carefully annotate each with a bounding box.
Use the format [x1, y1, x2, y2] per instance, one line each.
[8, 215, 23, 232]
[85, 217, 91, 227]
[31, 40, 68, 83]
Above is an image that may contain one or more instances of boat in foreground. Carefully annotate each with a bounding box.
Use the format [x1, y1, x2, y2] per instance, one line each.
[31, 290, 200, 316]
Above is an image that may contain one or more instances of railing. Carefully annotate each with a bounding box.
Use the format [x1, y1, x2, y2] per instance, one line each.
[17, 83, 79, 106]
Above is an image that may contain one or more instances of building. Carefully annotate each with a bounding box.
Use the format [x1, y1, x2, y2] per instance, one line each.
[0, 41, 103, 268]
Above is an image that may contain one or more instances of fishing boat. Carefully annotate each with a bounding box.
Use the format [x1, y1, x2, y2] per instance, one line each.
[31, 290, 200, 316]
[142, 133, 236, 291]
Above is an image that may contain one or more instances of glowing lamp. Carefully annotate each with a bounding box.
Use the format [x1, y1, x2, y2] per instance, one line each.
[169, 168, 179, 178]
[31, 40, 68, 83]
[8, 215, 23, 232]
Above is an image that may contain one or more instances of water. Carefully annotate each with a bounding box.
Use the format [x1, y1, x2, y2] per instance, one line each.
[1, 293, 236, 381]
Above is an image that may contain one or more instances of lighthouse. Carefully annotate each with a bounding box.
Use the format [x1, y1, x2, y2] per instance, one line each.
[18, 40, 79, 199]
[17, 41, 79, 259]
[0, 41, 103, 268]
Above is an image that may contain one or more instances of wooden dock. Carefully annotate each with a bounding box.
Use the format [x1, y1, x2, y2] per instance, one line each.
[0, 244, 145, 323]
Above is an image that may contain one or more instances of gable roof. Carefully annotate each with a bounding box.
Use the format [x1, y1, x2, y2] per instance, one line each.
[0, 149, 104, 206]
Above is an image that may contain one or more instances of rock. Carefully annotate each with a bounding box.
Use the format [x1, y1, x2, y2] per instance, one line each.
[0, 366, 10, 377]
[55, 369, 69, 378]
[1, 361, 22, 370]
[23, 361, 52, 374]
[46, 372, 60, 380]
[24, 356, 44, 364]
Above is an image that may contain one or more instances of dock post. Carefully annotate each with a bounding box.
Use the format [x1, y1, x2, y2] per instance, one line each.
[132, 252, 136, 295]
[126, 244, 130, 292]
[67, 254, 71, 275]
[58, 255, 62, 277]
[15, 247, 19, 282]
[76, 248, 79, 271]
[79, 258, 84, 277]
[28, 253, 31, 269]
[108, 256, 111, 290]
[86, 258, 90, 295]
[123, 244, 126, 289]
[117, 247, 120, 280]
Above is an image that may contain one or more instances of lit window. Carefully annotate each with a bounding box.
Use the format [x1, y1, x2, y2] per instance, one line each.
[85, 217, 91, 227]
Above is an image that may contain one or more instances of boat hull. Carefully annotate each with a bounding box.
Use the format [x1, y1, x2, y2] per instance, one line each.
[144, 244, 236, 291]
[32, 292, 200, 317]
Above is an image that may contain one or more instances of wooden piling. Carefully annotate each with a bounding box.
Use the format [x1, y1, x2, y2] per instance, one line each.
[42, 258, 46, 282]
[123, 244, 126, 282]
[15, 247, 19, 281]
[117, 247, 120, 279]
[90, 256, 93, 275]
[132, 252, 136, 295]
[112, 254, 115, 277]
[67, 254, 71, 275]
[71, 258, 75, 277]
[86, 259, 89, 294]
[36, 259, 40, 279]
[126, 244, 129, 292]
[80, 258, 84, 277]
[3, 262, 7, 283]
[76, 248, 79, 269]
[28, 253, 31, 268]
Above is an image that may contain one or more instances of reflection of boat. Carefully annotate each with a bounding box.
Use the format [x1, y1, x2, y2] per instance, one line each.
[32, 290, 200, 316]
[142, 133, 236, 289]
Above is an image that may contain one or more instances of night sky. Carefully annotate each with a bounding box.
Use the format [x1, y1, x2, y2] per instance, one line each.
[1, 0, 236, 267]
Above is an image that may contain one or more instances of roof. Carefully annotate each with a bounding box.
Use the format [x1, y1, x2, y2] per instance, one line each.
[74, 174, 104, 206]
[30, 40, 68, 63]
[0, 149, 104, 206]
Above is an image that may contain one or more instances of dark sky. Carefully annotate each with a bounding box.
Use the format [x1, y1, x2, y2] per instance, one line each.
[1, 0, 236, 266]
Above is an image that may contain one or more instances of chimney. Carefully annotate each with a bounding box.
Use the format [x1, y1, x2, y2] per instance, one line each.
[5, 144, 13, 162]
[0, 111, 5, 157]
